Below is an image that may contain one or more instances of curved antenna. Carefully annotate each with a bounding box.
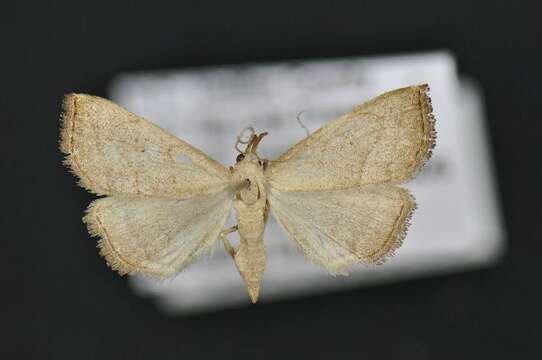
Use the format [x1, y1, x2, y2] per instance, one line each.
[296, 110, 310, 137]
[235, 126, 256, 153]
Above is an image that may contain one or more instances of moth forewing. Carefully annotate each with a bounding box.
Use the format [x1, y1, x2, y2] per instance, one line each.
[59, 93, 232, 198]
[265, 84, 436, 192]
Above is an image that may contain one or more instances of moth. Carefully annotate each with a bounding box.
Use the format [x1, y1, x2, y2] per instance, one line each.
[60, 84, 436, 303]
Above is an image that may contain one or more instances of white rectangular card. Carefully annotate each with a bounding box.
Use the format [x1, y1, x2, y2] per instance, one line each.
[109, 51, 505, 314]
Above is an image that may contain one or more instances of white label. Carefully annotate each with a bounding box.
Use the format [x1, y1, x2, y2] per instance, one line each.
[110, 51, 505, 314]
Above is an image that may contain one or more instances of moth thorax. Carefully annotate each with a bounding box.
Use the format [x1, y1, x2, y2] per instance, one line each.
[233, 161, 264, 205]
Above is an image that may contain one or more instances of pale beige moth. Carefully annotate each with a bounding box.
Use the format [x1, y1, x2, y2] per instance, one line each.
[60, 84, 436, 303]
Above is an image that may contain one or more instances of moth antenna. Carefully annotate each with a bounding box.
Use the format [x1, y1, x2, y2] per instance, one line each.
[296, 110, 310, 137]
[249, 132, 268, 154]
[235, 126, 256, 153]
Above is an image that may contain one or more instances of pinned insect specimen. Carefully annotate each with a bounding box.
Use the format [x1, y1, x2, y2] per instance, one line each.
[60, 84, 436, 303]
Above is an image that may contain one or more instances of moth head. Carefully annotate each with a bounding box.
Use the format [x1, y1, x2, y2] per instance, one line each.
[235, 131, 268, 165]
[237, 152, 260, 166]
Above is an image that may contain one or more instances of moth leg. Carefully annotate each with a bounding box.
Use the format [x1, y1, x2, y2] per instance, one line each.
[263, 200, 270, 224]
[220, 225, 238, 257]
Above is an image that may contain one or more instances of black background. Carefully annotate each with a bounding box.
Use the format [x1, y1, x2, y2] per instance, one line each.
[2, 1, 541, 358]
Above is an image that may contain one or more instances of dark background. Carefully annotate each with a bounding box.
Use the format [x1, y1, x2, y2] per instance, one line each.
[2, 1, 541, 358]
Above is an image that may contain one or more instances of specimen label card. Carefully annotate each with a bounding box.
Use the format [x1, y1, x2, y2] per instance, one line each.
[110, 51, 504, 314]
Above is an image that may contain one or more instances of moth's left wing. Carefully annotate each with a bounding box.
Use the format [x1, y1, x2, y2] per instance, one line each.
[60, 94, 231, 198]
[268, 185, 415, 273]
[265, 85, 435, 192]
[84, 190, 233, 278]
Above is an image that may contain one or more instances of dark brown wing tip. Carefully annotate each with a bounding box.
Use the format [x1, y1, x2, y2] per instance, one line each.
[59, 94, 106, 195]
[59, 94, 85, 186]
[416, 84, 437, 173]
[59, 93, 77, 155]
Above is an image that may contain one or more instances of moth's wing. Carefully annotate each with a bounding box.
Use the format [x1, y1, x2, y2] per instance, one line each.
[265, 85, 436, 191]
[268, 185, 415, 273]
[84, 190, 233, 277]
[60, 94, 231, 197]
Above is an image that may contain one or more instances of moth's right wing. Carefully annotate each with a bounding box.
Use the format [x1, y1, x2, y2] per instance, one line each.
[84, 191, 233, 277]
[265, 85, 434, 272]
[265, 85, 435, 192]
[60, 94, 231, 198]
[268, 185, 415, 274]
